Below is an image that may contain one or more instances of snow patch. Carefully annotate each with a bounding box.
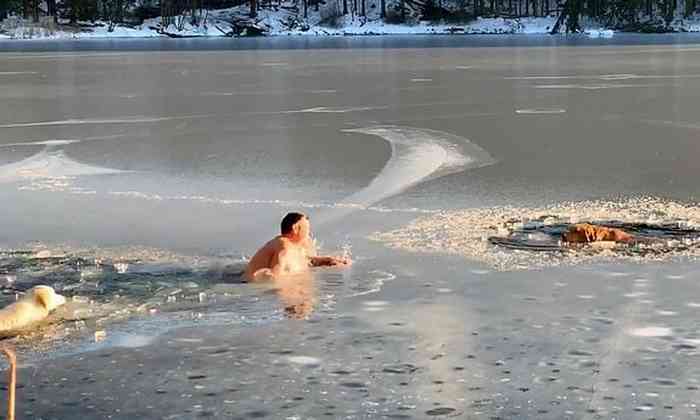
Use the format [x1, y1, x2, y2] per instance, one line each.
[281, 106, 385, 114]
[317, 125, 495, 224]
[0, 71, 39, 75]
[515, 108, 566, 114]
[0, 148, 127, 183]
[0, 114, 210, 128]
[627, 326, 672, 337]
[286, 356, 322, 366]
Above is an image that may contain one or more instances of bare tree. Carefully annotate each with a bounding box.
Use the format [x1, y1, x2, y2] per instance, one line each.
[23, 0, 40, 22]
[47, 0, 57, 22]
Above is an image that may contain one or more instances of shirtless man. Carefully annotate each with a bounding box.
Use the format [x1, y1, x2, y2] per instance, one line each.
[244, 212, 350, 281]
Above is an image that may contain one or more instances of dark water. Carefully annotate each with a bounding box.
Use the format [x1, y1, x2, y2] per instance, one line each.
[489, 220, 700, 252]
[3, 33, 700, 52]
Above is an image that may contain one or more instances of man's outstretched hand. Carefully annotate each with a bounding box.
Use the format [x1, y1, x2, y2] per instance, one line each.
[328, 256, 352, 266]
[310, 256, 352, 267]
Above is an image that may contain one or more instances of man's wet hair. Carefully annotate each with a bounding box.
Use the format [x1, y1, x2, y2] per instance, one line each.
[281, 212, 306, 235]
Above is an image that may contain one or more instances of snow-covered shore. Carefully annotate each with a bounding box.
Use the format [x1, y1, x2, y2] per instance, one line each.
[1, 5, 700, 40]
[0, 16, 607, 40]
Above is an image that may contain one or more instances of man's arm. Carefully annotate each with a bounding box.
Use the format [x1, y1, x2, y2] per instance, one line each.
[302, 238, 346, 267]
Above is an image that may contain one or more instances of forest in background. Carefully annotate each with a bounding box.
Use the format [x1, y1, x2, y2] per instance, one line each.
[1, 0, 699, 34]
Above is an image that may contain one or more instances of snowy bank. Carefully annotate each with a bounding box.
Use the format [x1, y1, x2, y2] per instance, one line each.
[1, 5, 699, 40]
[0, 15, 604, 39]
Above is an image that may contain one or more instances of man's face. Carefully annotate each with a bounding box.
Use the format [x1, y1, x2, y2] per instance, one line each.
[294, 216, 311, 241]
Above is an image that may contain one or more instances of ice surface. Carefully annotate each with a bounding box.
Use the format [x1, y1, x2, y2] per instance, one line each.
[0, 148, 127, 182]
[317, 126, 496, 224]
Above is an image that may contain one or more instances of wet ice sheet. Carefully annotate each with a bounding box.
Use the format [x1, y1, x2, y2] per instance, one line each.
[4, 44, 700, 248]
[7, 253, 700, 420]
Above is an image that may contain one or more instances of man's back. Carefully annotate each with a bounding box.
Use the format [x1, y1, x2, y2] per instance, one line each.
[245, 236, 309, 280]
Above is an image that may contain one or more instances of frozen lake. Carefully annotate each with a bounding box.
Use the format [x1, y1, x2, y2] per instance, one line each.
[2, 35, 700, 419]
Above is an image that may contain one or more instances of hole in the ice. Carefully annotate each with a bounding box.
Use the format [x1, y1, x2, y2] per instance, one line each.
[655, 378, 677, 386]
[425, 407, 456, 416]
[340, 382, 366, 389]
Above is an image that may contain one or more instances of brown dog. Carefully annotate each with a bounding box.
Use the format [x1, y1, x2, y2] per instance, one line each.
[562, 223, 633, 243]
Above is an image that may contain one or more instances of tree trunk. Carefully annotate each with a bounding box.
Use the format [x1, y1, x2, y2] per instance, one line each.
[343, 0, 348, 14]
[550, 0, 567, 32]
[46, 0, 57, 22]
[161, 0, 167, 28]
[191, 0, 198, 25]
[564, 0, 581, 31]
[70, 0, 76, 24]
[250, 0, 257, 17]
[380, 0, 386, 17]
[361, 0, 366, 16]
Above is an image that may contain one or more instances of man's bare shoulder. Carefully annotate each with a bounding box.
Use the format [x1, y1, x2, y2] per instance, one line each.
[265, 236, 294, 251]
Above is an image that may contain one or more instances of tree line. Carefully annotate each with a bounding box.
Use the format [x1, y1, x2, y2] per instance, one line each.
[1, 0, 698, 32]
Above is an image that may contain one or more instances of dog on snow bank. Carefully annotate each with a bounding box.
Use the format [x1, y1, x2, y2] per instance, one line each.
[0, 286, 66, 333]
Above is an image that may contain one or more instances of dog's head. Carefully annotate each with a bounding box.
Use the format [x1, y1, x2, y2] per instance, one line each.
[31, 286, 67, 312]
[562, 223, 632, 243]
[562, 224, 591, 243]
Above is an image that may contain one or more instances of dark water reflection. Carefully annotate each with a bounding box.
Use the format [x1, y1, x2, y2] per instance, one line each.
[2, 33, 700, 52]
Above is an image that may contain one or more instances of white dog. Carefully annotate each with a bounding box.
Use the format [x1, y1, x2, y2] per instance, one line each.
[0, 286, 67, 333]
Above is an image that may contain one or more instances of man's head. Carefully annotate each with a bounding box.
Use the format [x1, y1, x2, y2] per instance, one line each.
[281, 212, 310, 241]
